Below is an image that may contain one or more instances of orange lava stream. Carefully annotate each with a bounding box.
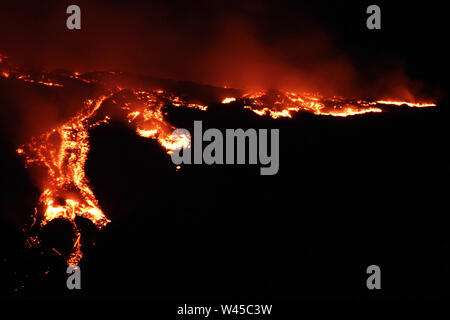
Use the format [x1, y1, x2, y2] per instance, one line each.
[230, 91, 436, 119]
[18, 98, 110, 265]
[16, 88, 199, 264]
[120, 89, 194, 154]
[376, 100, 436, 108]
[2, 55, 435, 264]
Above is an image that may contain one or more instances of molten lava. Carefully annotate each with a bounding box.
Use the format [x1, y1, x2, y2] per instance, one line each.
[1, 52, 436, 265]
[18, 98, 110, 264]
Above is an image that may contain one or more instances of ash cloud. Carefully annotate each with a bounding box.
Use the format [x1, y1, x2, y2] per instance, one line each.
[0, 0, 433, 100]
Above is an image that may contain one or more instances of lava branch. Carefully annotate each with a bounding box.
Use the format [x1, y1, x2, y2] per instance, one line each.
[18, 97, 111, 265]
[4, 52, 436, 264]
[222, 91, 436, 119]
[16, 90, 204, 265]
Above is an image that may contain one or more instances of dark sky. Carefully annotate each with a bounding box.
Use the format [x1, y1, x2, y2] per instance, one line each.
[0, 0, 448, 97]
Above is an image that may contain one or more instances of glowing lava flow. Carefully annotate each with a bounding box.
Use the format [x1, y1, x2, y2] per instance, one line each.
[2, 52, 436, 264]
[376, 100, 437, 108]
[16, 89, 200, 264]
[15, 85, 203, 264]
[18, 98, 111, 265]
[120, 89, 193, 154]
[227, 91, 436, 119]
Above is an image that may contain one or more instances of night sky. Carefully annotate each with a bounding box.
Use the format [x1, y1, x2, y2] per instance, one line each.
[0, 1, 448, 96]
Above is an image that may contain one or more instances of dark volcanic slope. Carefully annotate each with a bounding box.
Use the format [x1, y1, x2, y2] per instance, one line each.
[1, 63, 449, 300]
